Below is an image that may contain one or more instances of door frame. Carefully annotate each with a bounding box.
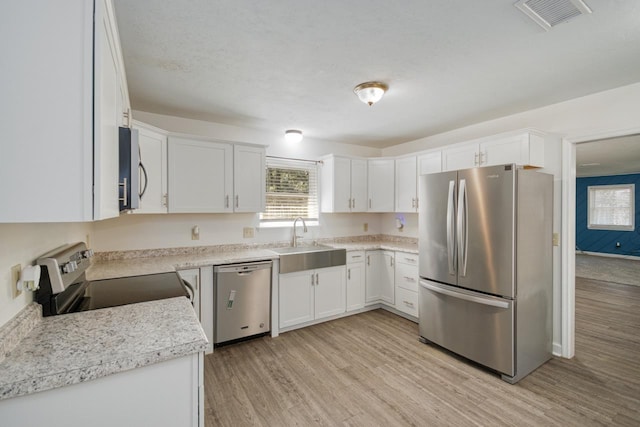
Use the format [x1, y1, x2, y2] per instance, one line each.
[561, 125, 640, 358]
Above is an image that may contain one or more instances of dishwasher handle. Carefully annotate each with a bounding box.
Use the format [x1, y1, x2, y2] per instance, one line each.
[214, 261, 273, 274]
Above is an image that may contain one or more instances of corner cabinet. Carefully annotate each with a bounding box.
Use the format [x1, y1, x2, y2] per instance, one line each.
[365, 251, 395, 305]
[367, 159, 395, 212]
[279, 266, 346, 329]
[178, 267, 214, 354]
[320, 155, 368, 212]
[1, 0, 129, 222]
[168, 138, 265, 213]
[134, 122, 168, 214]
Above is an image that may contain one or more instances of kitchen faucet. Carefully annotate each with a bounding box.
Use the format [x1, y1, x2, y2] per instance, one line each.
[292, 217, 307, 247]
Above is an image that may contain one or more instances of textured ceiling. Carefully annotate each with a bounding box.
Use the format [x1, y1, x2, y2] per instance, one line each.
[114, 0, 640, 148]
[576, 134, 640, 177]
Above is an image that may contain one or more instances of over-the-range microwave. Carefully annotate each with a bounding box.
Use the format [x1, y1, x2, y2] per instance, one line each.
[118, 127, 146, 211]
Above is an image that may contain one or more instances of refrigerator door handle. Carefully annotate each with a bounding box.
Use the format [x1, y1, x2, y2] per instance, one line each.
[447, 180, 456, 275]
[419, 280, 509, 309]
[457, 178, 468, 277]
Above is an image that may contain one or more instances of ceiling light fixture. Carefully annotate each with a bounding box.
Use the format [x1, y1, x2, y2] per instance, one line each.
[353, 81, 388, 106]
[285, 129, 303, 143]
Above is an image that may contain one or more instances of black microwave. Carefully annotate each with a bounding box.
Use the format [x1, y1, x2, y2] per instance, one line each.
[118, 127, 146, 211]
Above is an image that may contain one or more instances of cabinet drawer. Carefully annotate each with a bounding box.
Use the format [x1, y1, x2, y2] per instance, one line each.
[396, 252, 418, 266]
[396, 287, 418, 317]
[395, 262, 419, 292]
[347, 251, 365, 264]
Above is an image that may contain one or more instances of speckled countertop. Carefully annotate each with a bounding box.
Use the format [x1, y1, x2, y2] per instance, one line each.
[87, 236, 417, 280]
[0, 298, 207, 401]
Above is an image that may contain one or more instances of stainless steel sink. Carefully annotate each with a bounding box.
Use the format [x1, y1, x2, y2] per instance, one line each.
[270, 244, 346, 273]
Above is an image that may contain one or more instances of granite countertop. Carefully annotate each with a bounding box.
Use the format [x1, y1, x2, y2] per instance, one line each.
[88, 248, 279, 281]
[330, 241, 418, 254]
[0, 298, 207, 401]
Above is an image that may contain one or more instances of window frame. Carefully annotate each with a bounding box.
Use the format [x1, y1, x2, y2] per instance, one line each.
[587, 183, 635, 231]
[259, 157, 320, 227]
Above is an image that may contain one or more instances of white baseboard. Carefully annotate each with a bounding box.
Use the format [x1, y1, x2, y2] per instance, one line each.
[552, 342, 563, 357]
[576, 251, 640, 261]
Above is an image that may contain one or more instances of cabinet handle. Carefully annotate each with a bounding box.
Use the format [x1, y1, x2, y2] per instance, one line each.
[352, 198, 355, 209]
[348, 269, 351, 280]
[235, 195, 239, 208]
[411, 198, 415, 208]
[225, 195, 229, 208]
[480, 151, 486, 165]
[367, 255, 370, 266]
[162, 193, 168, 207]
[403, 300, 414, 307]
[351, 255, 362, 258]
[474, 152, 479, 166]
[404, 276, 416, 282]
[311, 273, 315, 286]
[416, 198, 418, 209]
[316, 273, 319, 285]
[405, 257, 415, 263]
[390, 257, 394, 267]
[369, 199, 372, 209]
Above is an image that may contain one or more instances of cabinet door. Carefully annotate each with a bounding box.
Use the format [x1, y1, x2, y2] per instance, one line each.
[168, 137, 233, 213]
[331, 157, 352, 212]
[418, 151, 442, 175]
[314, 266, 346, 320]
[442, 144, 479, 172]
[395, 156, 418, 212]
[365, 251, 383, 303]
[346, 261, 365, 312]
[380, 251, 395, 305]
[233, 145, 265, 212]
[480, 133, 544, 168]
[93, 0, 121, 221]
[135, 125, 167, 214]
[368, 159, 395, 212]
[279, 271, 314, 328]
[177, 269, 201, 320]
[350, 159, 368, 212]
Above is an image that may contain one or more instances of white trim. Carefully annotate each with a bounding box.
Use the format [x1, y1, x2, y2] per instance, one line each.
[562, 126, 640, 360]
[552, 342, 562, 357]
[578, 251, 640, 261]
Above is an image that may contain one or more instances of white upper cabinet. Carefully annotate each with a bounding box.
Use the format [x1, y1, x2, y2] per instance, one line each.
[0, 0, 128, 222]
[320, 156, 368, 213]
[233, 145, 265, 213]
[367, 159, 395, 212]
[417, 150, 442, 175]
[168, 137, 233, 213]
[442, 131, 545, 171]
[134, 122, 168, 214]
[395, 156, 418, 212]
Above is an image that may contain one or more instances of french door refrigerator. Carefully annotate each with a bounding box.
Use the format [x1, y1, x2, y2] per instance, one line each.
[418, 164, 553, 383]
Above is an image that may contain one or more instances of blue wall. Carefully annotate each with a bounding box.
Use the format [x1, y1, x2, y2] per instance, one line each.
[576, 173, 640, 256]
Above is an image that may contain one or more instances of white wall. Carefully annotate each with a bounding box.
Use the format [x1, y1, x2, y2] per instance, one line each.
[0, 222, 91, 326]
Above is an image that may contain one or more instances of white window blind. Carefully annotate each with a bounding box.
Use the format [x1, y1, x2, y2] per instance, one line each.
[260, 157, 319, 223]
[588, 184, 635, 231]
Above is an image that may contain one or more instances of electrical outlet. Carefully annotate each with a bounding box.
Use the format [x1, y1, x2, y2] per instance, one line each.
[363, 223, 368, 232]
[192, 225, 200, 240]
[616, 242, 621, 248]
[552, 233, 559, 247]
[243, 227, 255, 238]
[11, 264, 22, 299]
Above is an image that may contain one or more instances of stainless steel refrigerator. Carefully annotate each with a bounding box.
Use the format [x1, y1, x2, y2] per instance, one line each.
[418, 164, 553, 383]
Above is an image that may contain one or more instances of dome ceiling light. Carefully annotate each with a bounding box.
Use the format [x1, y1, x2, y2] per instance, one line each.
[285, 129, 303, 143]
[353, 81, 388, 106]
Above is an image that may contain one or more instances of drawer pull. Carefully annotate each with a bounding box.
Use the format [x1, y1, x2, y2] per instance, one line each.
[351, 255, 362, 258]
[404, 257, 416, 263]
[403, 300, 414, 307]
[403, 276, 416, 282]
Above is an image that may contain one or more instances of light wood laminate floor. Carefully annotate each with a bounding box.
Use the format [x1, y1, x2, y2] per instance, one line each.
[204, 278, 640, 426]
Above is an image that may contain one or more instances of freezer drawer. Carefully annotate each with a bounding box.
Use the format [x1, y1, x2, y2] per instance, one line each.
[419, 280, 514, 376]
[214, 261, 272, 344]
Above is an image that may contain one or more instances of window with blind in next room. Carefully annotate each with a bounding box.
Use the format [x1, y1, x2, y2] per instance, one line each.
[588, 184, 635, 231]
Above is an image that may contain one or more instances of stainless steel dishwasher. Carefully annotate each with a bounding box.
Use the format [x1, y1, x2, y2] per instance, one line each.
[213, 261, 272, 346]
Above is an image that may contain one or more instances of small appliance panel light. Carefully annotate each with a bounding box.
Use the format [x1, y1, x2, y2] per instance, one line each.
[285, 129, 303, 143]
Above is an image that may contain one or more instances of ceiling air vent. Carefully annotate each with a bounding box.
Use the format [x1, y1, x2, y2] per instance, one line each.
[515, 0, 592, 31]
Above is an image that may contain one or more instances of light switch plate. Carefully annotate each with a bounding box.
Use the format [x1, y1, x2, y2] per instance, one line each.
[243, 227, 255, 238]
[363, 223, 368, 232]
[11, 264, 22, 299]
[552, 233, 559, 246]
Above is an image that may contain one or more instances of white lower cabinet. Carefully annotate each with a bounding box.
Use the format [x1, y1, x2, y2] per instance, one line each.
[178, 267, 214, 354]
[365, 250, 395, 305]
[394, 252, 419, 317]
[346, 251, 366, 312]
[279, 266, 346, 329]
